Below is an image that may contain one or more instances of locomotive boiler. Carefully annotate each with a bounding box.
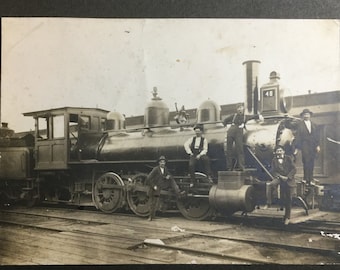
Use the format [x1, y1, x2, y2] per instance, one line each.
[1, 60, 322, 220]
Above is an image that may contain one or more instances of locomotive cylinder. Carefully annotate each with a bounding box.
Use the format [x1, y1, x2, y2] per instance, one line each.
[209, 171, 255, 215]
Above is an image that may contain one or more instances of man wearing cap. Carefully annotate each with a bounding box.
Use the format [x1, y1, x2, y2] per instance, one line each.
[184, 125, 212, 186]
[146, 156, 185, 221]
[223, 103, 261, 171]
[294, 108, 321, 185]
[269, 145, 297, 225]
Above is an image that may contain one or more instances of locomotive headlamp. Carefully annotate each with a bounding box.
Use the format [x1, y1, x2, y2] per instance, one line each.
[260, 71, 292, 117]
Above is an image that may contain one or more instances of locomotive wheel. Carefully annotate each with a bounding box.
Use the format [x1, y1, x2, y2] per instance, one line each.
[126, 173, 150, 217]
[93, 172, 125, 213]
[176, 172, 213, 221]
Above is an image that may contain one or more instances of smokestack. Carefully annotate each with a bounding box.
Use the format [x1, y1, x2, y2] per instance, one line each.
[242, 60, 261, 115]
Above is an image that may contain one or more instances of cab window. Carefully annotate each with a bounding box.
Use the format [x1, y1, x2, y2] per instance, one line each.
[79, 116, 90, 131]
[52, 115, 65, 139]
[92, 116, 99, 131]
[69, 114, 79, 139]
[101, 118, 106, 131]
[37, 117, 49, 140]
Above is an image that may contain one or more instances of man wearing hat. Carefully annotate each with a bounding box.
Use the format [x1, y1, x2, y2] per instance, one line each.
[184, 124, 212, 186]
[269, 145, 297, 225]
[222, 103, 261, 171]
[146, 155, 185, 221]
[294, 108, 321, 185]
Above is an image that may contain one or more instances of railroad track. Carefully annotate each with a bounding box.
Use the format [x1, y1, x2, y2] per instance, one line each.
[0, 209, 109, 233]
[137, 228, 340, 264]
[1, 206, 339, 264]
[223, 214, 340, 235]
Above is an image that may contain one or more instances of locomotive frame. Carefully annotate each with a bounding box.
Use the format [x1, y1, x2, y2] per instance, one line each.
[0, 60, 338, 220]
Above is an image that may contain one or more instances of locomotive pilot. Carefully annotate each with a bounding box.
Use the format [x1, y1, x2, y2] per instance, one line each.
[184, 124, 213, 187]
[266, 145, 297, 225]
[223, 103, 261, 171]
[146, 156, 185, 221]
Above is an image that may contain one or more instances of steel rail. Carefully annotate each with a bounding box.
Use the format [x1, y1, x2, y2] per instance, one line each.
[190, 232, 339, 258]
[141, 240, 271, 264]
[0, 219, 64, 232]
[0, 209, 109, 225]
[225, 215, 340, 235]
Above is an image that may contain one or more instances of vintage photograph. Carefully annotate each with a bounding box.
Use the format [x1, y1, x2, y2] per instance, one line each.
[1, 17, 339, 265]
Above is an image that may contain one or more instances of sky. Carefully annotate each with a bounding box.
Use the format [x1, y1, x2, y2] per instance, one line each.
[1, 18, 340, 132]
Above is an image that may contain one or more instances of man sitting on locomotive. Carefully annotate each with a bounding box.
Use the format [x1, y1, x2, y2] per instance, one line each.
[266, 145, 297, 225]
[146, 156, 185, 221]
[184, 124, 213, 187]
[222, 103, 261, 171]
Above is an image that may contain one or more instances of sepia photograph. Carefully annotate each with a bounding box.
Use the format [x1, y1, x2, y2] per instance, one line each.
[0, 2, 339, 266]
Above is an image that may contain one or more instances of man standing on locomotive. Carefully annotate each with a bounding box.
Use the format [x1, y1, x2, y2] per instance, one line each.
[146, 156, 185, 221]
[184, 124, 212, 187]
[267, 145, 297, 225]
[294, 108, 321, 186]
[223, 103, 261, 171]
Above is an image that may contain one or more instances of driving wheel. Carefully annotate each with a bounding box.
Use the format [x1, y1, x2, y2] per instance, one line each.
[93, 172, 125, 213]
[126, 173, 151, 217]
[176, 172, 213, 220]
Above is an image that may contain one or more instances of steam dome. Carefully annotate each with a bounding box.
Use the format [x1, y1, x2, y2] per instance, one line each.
[107, 111, 126, 131]
[144, 87, 169, 128]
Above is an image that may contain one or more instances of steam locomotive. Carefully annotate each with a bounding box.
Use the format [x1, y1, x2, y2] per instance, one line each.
[0, 60, 332, 220]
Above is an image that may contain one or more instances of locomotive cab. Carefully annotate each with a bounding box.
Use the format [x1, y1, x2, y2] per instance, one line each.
[24, 107, 109, 169]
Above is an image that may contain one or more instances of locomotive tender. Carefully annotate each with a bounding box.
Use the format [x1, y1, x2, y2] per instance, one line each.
[0, 60, 328, 220]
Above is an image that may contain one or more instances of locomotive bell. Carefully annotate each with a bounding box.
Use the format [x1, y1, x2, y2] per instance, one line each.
[260, 71, 293, 117]
[144, 87, 169, 128]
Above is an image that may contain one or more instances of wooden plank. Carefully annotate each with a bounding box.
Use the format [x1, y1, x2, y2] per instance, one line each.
[0, 244, 42, 265]
[0, 237, 82, 265]
[70, 223, 187, 243]
[0, 226, 172, 264]
[0, 229, 107, 264]
[2, 207, 232, 235]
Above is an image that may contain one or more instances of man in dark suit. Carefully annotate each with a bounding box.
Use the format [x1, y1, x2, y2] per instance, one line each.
[269, 145, 297, 225]
[294, 108, 321, 185]
[146, 156, 185, 221]
[222, 103, 262, 171]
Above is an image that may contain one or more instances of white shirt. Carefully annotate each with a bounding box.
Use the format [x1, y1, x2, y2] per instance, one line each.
[184, 136, 208, 156]
[304, 120, 312, 133]
[160, 167, 164, 174]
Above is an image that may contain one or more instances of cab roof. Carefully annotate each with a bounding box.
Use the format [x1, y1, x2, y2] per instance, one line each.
[23, 107, 109, 117]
